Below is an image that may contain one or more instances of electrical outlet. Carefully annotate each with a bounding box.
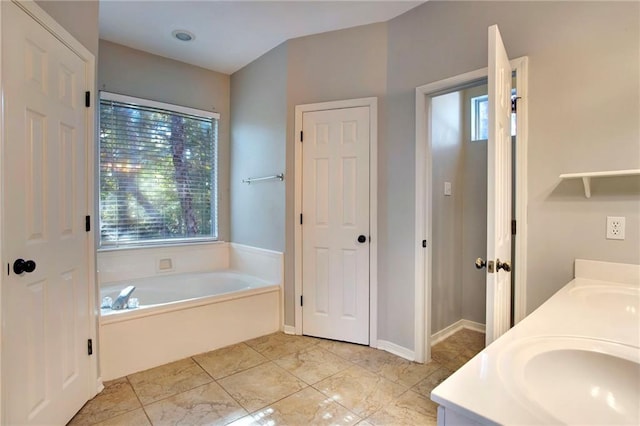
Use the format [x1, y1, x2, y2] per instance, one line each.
[606, 216, 625, 240]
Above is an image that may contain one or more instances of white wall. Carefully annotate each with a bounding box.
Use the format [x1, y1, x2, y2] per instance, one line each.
[98, 40, 231, 242]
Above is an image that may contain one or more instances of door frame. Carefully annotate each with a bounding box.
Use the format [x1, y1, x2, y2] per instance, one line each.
[0, 0, 99, 422]
[294, 97, 378, 346]
[414, 57, 528, 362]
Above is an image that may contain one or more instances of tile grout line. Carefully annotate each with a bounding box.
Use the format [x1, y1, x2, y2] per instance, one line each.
[77, 331, 481, 426]
[126, 359, 215, 413]
[125, 375, 155, 426]
[192, 341, 272, 381]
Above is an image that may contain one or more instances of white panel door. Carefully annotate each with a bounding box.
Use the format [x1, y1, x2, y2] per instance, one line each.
[2, 2, 92, 424]
[302, 107, 370, 345]
[485, 24, 513, 345]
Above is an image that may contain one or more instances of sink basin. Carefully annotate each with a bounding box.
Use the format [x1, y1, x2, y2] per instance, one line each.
[499, 337, 640, 424]
[569, 285, 639, 313]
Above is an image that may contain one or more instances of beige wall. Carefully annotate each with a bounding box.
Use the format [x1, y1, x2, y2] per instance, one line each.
[98, 40, 231, 242]
[230, 43, 288, 251]
[35, 0, 99, 56]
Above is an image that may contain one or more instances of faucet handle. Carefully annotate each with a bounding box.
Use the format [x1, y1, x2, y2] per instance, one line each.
[111, 285, 136, 310]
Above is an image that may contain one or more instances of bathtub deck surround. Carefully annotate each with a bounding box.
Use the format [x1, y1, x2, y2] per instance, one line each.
[98, 243, 284, 380]
[70, 329, 484, 425]
[431, 259, 640, 425]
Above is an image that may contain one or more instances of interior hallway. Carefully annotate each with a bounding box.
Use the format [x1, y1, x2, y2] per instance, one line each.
[69, 329, 485, 425]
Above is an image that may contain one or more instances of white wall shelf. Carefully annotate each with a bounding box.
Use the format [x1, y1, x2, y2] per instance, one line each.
[559, 169, 640, 198]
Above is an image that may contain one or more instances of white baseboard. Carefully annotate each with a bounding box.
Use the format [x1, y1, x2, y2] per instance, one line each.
[283, 325, 296, 335]
[431, 319, 485, 346]
[377, 340, 415, 362]
[95, 377, 104, 394]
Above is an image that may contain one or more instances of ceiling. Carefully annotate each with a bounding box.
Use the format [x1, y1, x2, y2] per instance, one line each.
[99, 1, 423, 75]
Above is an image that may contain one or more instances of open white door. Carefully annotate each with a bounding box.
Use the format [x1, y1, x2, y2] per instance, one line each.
[485, 24, 513, 345]
[2, 1, 93, 423]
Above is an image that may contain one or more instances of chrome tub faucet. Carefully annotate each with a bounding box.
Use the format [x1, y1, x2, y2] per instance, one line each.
[111, 285, 136, 310]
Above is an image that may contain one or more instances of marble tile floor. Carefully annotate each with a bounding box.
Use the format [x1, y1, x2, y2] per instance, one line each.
[69, 329, 484, 426]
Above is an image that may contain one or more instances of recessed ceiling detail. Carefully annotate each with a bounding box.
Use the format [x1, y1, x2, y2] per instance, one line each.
[172, 30, 195, 42]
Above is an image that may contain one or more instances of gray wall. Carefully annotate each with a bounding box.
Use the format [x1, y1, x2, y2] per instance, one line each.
[42, 0, 640, 352]
[430, 85, 489, 333]
[230, 43, 288, 251]
[231, 1, 639, 351]
[387, 1, 640, 348]
[231, 24, 388, 322]
[461, 85, 488, 326]
[284, 23, 389, 329]
[35, 0, 99, 56]
[98, 40, 231, 242]
[430, 91, 464, 333]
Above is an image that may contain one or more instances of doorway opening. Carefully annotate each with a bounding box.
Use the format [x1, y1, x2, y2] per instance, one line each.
[429, 79, 518, 342]
[414, 57, 529, 363]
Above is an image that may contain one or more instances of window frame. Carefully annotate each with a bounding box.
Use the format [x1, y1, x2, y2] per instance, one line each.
[470, 89, 517, 142]
[98, 91, 220, 250]
[470, 94, 489, 141]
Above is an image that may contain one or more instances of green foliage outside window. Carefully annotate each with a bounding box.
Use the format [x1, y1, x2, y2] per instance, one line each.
[99, 95, 218, 247]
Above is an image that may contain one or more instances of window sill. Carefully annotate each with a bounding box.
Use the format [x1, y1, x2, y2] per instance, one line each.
[97, 239, 225, 253]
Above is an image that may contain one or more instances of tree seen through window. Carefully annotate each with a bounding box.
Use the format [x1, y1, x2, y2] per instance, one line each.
[99, 94, 218, 246]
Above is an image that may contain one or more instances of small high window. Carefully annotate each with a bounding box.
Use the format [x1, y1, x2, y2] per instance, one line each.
[470, 90, 517, 142]
[99, 92, 219, 247]
[471, 94, 489, 141]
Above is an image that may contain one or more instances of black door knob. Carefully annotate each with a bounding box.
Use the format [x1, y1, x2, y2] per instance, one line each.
[357, 235, 367, 243]
[13, 258, 36, 275]
[496, 259, 511, 272]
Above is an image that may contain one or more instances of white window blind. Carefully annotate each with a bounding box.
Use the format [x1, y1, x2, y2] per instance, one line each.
[99, 92, 219, 247]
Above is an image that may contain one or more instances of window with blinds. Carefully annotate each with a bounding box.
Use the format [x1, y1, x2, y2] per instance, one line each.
[99, 92, 219, 247]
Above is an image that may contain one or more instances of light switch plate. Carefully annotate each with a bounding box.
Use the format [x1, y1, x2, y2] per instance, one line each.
[444, 181, 452, 196]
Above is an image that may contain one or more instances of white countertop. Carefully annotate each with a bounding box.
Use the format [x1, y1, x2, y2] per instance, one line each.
[431, 259, 640, 425]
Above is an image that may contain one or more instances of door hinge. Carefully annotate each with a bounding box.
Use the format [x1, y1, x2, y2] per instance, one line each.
[85, 91, 91, 108]
[300, 295, 303, 306]
[300, 213, 303, 225]
[511, 219, 517, 235]
[511, 96, 521, 113]
[85, 215, 91, 232]
[300, 131, 303, 142]
[422, 239, 427, 248]
[87, 339, 93, 355]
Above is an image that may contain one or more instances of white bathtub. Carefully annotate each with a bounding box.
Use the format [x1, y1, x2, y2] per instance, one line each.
[98, 244, 283, 381]
[101, 270, 276, 320]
